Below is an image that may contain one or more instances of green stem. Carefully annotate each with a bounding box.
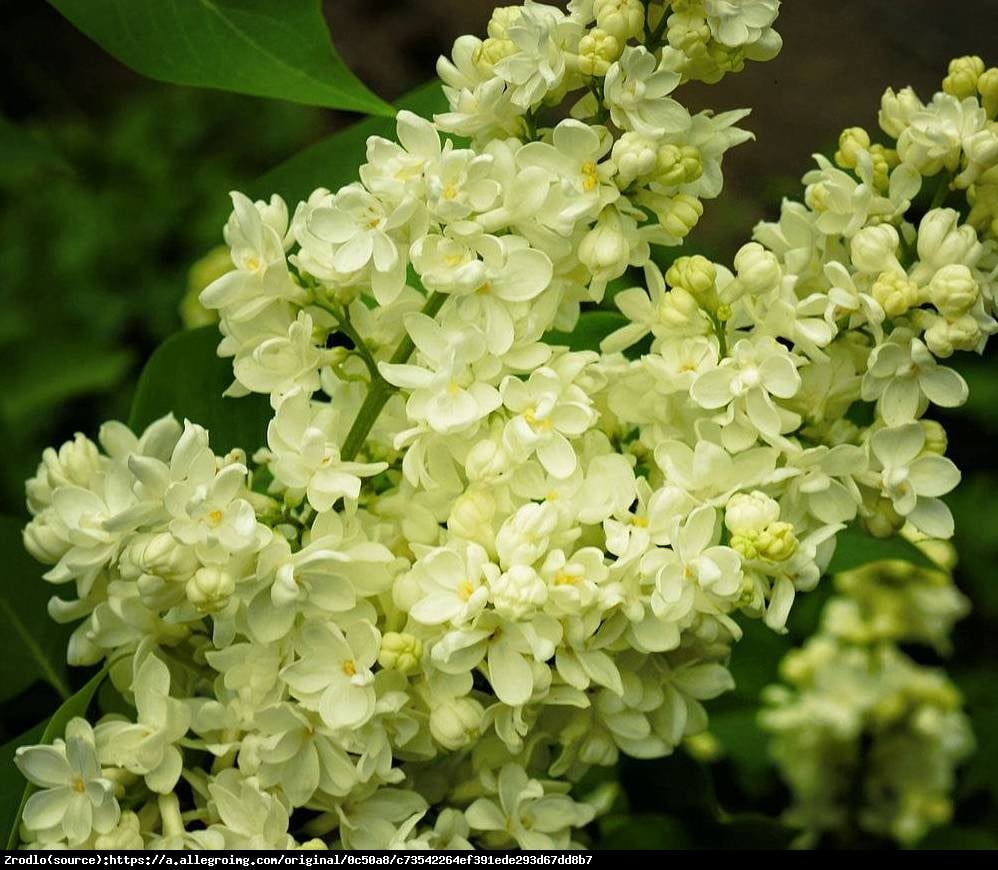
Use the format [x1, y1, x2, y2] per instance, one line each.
[340, 292, 446, 461]
[644, 5, 669, 49]
[708, 312, 728, 357]
[336, 306, 382, 383]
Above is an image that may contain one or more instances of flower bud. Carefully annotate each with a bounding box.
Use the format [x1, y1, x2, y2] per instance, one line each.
[657, 286, 704, 329]
[378, 632, 424, 675]
[929, 264, 979, 317]
[465, 437, 512, 481]
[578, 727, 618, 767]
[850, 224, 901, 274]
[577, 28, 621, 77]
[753, 522, 798, 562]
[579, 209, 631, 278]
[657, 194, 703, 239]
[834, 127, 871, 169]
[923, 312, 982, 358]
[430, 696, 485, 750]
[878, 86, 923, 138]
[654, 144, 702, 187]
[942, 55, 985, 100]
[94, 813, 143, 851]
[667, 8, 711, 57]
[139, 532, 199, 581]
[871, 271, 920, 318]
[956, 127, 998, 188]
[487, 6, 521, 40]
[186, 566, 235, 612]
[733, 242, 781, 295]
[447, 487, 496, 545]
[917, 209, 982, 270]
[26, 435, 103, 513]
[474, 37, 516, 73]
[611, 132, 658, 186]
[725, 491, 781, 536]
[868, 144, 899, 191]
[978, 67, 998, 119]
[920, 420, 948, 456]
[862, 493, 905, 538]
[23, 513, 70, 565]
[594, 0, 644, 44]
[490, 564, 547, 619]
[666, 255, 717, 299]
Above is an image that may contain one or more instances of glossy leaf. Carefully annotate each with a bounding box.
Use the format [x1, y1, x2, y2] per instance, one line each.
[0, 516, 72, 703]
[48, 0, 393, 116]
[0, 721, 45, 849]
[826, 523, 938, 575]
[128, 326, 270, 456]
[5, 664, 109, 848]
[251, 81, 449, 207]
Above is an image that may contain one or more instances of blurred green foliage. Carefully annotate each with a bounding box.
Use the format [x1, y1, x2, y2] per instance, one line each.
[0, 87, 323, 514]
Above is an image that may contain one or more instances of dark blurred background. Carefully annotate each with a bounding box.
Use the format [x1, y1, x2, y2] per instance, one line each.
[1, 0, 997, 848]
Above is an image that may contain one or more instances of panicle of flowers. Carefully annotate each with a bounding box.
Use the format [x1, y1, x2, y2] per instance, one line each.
[760, 539, 973, 846]
[12, 0, 997, 850]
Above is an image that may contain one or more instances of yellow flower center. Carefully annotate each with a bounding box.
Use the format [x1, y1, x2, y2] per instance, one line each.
[581, 161, 599, 192]
[524, 408, 553, 431]
[342, 659, 357, 677]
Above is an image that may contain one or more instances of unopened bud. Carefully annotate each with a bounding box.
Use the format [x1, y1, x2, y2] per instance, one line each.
[943, 55, 985, 100]
[872, 271, 920, 318]
[186, 566, 235, 612]
[577, 28, 621, 77]
[429, 697, 485, 750]
[378, 632, 423, 675]
[929, 264, 979, 317]
[835, 127, 871, 170]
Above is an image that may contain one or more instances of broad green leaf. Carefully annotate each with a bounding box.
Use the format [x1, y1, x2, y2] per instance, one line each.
[129, 326, 270, 456]
[47, 0, 393, 117]
[5, 664, 109, 848]
[251, 81, 449, 208]
[826, 523, 937, 575]
[0, 721, 45, 848]
[0, 516, 72, 703]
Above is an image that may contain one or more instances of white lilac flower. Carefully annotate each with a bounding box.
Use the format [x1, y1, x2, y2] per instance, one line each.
[870, 423, 960, 539]
[604, 46, 689, 137]
[15, 719, 119, 846]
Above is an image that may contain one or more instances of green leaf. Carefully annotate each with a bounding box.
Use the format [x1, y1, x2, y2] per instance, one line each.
[0, 721, 45, 848]
[251, 81, 450, 208]
[826, 523, 937, 575]
[129, 326, 271, 457]
[47, 0, 393, 117]
[5, 664, 109, 848]
[0, 516, 73, 703]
